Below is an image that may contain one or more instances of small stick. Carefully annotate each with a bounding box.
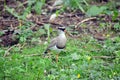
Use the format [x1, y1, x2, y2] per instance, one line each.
[92, 56, 116, 59]
[3, 45, 17, 57]
[75, 17, 96, 29]
[65, 31, 81, 38]
[3, 43, 26, 57]
[22, 54, 42, 57]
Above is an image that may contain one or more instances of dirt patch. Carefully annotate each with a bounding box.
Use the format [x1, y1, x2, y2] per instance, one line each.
[0, 0, 119, 46]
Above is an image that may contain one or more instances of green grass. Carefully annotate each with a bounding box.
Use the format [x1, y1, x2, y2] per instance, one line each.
[0, 37, 120, 80]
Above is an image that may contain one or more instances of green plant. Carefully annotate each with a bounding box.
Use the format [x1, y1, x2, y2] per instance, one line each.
[44, 24, 53, 41]
[5, 0, 45, 20]
[113, 23, 120, 31]
[18, 22, 34, 43]
[112, 10, 119, 21]
[28, 0, 45, 14]
[63, 0, 89, 13]
[86, 5, 107, 16]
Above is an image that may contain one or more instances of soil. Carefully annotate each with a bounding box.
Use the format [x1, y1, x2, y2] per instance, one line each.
[0, 0, 119, 46]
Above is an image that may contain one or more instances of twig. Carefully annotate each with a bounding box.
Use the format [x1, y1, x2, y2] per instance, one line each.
[75, 17, 96, 29]
[92, 56, 116, 59]
[26, 24, 37, 31]
[18, 1, 28, 7]
[3, 45, 17, 57]
[19, 43, 26, 50]
[22, 54, 42, 57]
[1, 20, 18, 22]
[3, 43, 26, 57]
[65, 31, 81, 38]
[36, 20, 63, 27]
